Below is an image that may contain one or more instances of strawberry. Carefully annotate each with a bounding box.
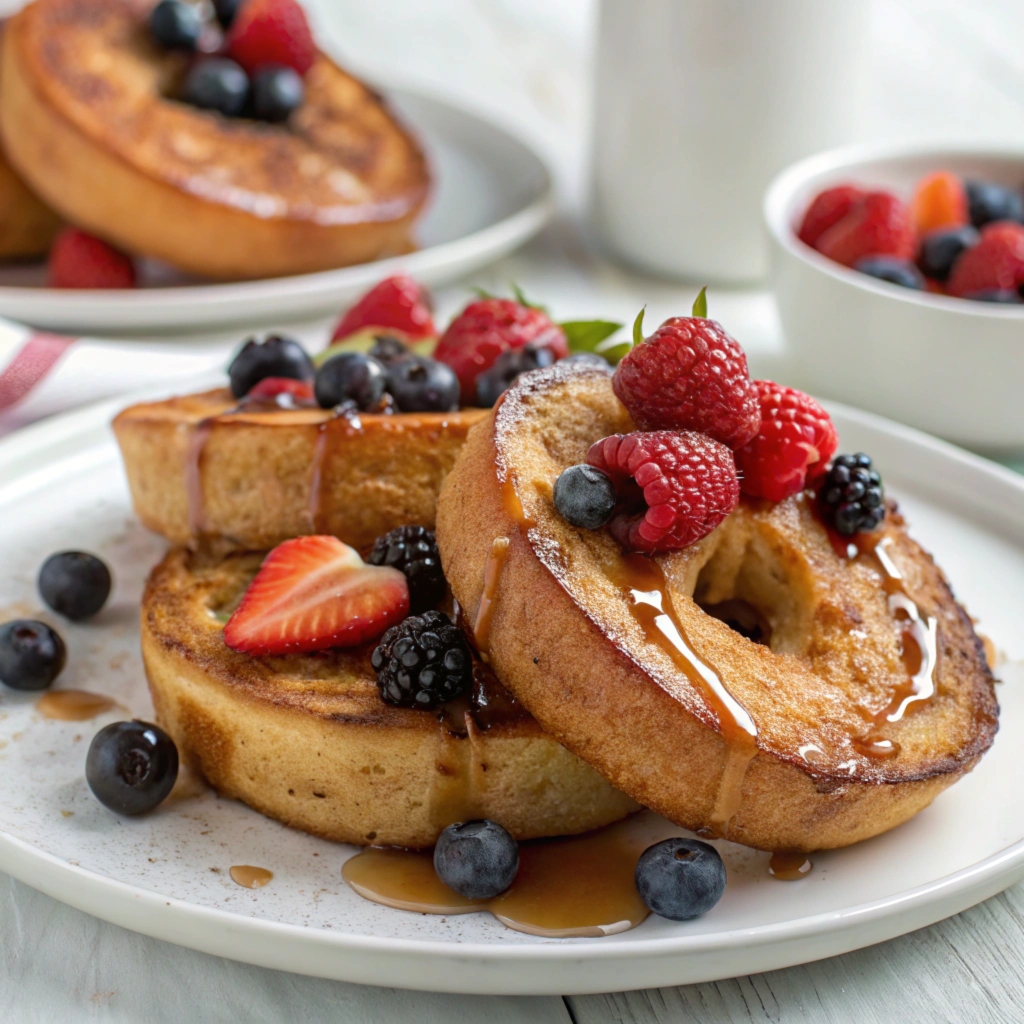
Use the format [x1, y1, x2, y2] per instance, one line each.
[226, 0, 316, 78]
[224, 536, 409, 656]
[434, 297, 568, 404]
[815, 191, 915, 268]
[245, 376, 315, 403]
[947, 221, 1024, 298]
[797, 185, 866, 248]
[330, 274, 435, 344]
[47, 229, 136, 289]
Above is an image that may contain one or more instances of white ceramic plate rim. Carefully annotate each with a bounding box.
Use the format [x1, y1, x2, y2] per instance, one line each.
[764, 140, 1024, 318]
[1, 393, 1023, 993]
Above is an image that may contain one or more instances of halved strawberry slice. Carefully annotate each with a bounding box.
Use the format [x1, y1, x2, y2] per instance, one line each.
[223, 536, 409, 656]
[330, 274, 435, 344]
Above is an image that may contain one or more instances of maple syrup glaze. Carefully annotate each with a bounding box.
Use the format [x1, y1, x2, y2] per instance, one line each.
[608, 553, 758, 834]
[472, 537, 510, 658]
[35, 690, 120, 721]
[768, 851, 813, 881]
[342, 812, 681, 938]
[229, 865, 273, 889]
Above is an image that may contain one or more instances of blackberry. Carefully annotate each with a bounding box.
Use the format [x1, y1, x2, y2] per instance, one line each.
[820, 453, 885, 536]
[371, 611, 471, 709]
[368, 526, 446, 614]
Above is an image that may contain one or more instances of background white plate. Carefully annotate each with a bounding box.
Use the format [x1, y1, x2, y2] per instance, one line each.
[0, 88, 552, 334]
[0, 395, 1022, 995]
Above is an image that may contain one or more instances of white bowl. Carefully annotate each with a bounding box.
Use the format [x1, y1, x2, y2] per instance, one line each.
[764, 142, 1024, 453]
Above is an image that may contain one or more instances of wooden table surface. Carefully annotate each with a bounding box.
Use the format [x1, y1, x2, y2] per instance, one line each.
[4, 0, 1024, 1020]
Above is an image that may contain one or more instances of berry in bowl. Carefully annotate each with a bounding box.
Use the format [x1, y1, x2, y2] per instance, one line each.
[764, 143, 1024, 452]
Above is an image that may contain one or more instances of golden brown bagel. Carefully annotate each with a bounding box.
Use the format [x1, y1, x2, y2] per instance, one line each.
[1, 0, 429, 280]
[142, 547, 638, 846]
[113, 388, 486, 552]
[435, 363, 998, 853]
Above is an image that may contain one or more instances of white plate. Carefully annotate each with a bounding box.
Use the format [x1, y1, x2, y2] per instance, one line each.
[0, 396, 1022, 996]
[0, 88, 552, 334]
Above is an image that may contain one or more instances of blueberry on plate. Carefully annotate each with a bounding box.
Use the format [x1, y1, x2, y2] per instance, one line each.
[149, 0, 201, 51]
[434, 819, 519, 899]
[385, 355, 460, 413]
[315, 352, 387, 411]
[917, 226, 979, 282]
[251, 65, 305, 123]
[553, 464, 617, 530]
[853, 256, 925, 290]
[38, 551, 112, 621]
[368, 526, 446, 614]
[966, 288, 1023, 304]
[181, 58, 250, 119]
[0, 620, 66, 691]
[634, 837, 726, 920]
[475, 344, 557, 407]
[86, 720, 179, 816]
[228, 335, 314, 399]
[966, 180, 1024, 228]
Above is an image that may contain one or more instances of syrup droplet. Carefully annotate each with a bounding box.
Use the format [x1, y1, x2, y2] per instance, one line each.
[229, 865, 273, 889]
[768, 851, 813, 881]
[342, 812, 682, 938]
[35, 690, 120, 721]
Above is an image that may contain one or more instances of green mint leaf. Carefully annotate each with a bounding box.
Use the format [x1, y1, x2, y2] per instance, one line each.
[595, 338, 634, 365]
[560, 319, 623, 354]
[692, 287, 708, 318]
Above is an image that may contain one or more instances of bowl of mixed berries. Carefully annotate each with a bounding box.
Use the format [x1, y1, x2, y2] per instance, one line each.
[765, 143, 1024, 452]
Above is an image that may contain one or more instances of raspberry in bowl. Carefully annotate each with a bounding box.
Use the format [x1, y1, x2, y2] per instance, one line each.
[765, 143, 1024, 451]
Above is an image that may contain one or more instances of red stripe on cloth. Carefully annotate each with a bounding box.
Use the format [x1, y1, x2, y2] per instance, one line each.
[0, 332, 76, 411]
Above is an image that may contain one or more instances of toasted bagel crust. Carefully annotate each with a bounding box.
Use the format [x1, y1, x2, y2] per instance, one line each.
[142, 548, 637, 847]
[113, 388, 487, 552]
[1, 0, 429, 279]
[436, 364, 999, 852]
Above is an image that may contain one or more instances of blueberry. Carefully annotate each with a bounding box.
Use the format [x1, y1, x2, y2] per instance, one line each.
[251, 65, 305, 123]
[853, 256, 925, 290]
[149, 0, 201, 51]
[918, 226, 979, 282]
[181, 58, 250, 118]
[228, 335, 314, 399]
[966, 288, 1023, 304]
[368, 335, 411, 365]
[634, 837, 726, 921]
[966, 180, 1024, 228]
[212, 0, 243, 28]
[433, 819, 519, 899]
[475, 344, 557, 407]
[553, 464, 617, 530]
[86, 721, 179, 816]
[0, 620, 66, 691]
[561, 352, 609, 367]
[385, 355, 460, 413]
[315, 352, 387, 411]
[38, 552, 111, 621]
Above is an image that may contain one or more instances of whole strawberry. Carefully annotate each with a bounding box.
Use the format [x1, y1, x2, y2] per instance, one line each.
[947, 221, 1024, 298]
[611, 294, 760, 449]
[814, 191, 915, 268]
[331, 274, 435, 343]
[434, 296, 568, 405]
[797, 185, 866, 248]
[227, 0, 316, 78]
[734, 381, 838, 502]
[47, 229, 136, 289]
[587, 430, 739, 554]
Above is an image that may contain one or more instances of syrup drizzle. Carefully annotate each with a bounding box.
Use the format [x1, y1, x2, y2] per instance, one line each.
[342, 812, 681, 938]
[768, 851, 813, 881]
[35, 690, 120, 721]
[473, 537, 510, 659]
[307, 406, 365, 534]
[608, 553, 758, 834]
[229, 865, 273, 889]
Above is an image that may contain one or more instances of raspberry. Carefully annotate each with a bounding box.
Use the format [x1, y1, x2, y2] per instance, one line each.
[47, 229, 136, 289]
[587, 431, 739, 554]
[797, 185, 866, 248]
[946, 221, 1024, 298]
[612, 311, 760, 449]
[331, 274, 435, 344]
[226, 0, 316, 77]
[815, 191, 915, 268]
[734, 381, 838, 502]
[910, 171, 968, 236]
[433, 298, 568, 405]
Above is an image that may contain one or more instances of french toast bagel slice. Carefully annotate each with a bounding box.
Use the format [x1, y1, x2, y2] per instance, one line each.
[1, 0, 429, 280]
[435, 363, 998, 852]
[142, 548, 638, 847]
[114, 389, 486, 552]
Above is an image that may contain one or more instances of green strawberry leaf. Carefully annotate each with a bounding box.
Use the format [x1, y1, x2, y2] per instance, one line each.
[692, 287, 708, 318]
[632, 307, 646, 348]
[511, 283, 548, 313]
[560, 319, 623, 353]
[472, 286, 495, 300]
